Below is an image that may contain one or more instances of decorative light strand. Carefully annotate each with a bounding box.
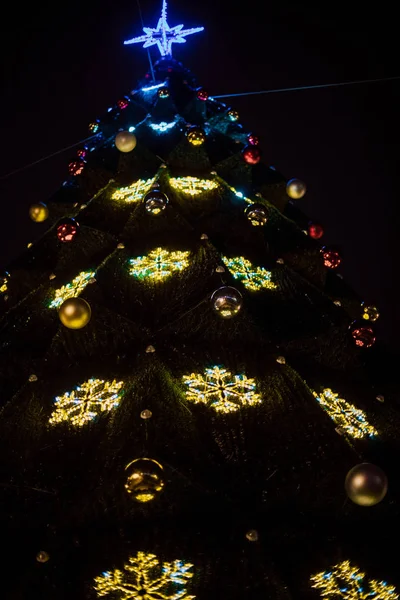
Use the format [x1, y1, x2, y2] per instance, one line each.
[311, 560, 398, 600]
[150, 121, 177, 133]
[169, 176, 219, 196]
[49, 271, 95, 308]
[49, 378, 124, 427]
[222, 256, 277, 291]
[183, 365, 262, 413]
[112, 178, 156, 203]
[0, 276, 7, 294]
[226, 183, 253, 204]
[129, 248, 190, 281]
[313, 388, 378, 439]
[94, 551, 195, 599]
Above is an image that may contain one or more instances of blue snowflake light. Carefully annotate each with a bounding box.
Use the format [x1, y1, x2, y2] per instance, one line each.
[124, 0, 204, 57]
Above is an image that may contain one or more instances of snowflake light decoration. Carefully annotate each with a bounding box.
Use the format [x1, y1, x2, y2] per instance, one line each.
[94, 551, 195, 599]
[222, 256, 277, 292]
[112, 178, 156, 203]
[49, 271, 95, 308]
[129, 248, 190, 282]
[311, 560, 398, 600]
[149, 120, 178, 133]
[169, 177, 219, 196]
[49, 378, 124, 427]
[124, 0, 204, 58]
[183, 366, 262, 413]
[0, 274, 8, 294]
[313, 388, 378, 439]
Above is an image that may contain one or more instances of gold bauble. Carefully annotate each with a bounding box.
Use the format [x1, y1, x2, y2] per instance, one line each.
[36, 550, 50, 563]
[115, 131, 137, 153]
[29, 203, 49, 223]
[286, 178, 307, 199]
[125, 458, 164, 503]
[186, 127, 206, 146]
[345, 463, 388, 507]
[58, 297, 91, 329]
[246, 529, 259, 542]
[362, 304, 380, 322]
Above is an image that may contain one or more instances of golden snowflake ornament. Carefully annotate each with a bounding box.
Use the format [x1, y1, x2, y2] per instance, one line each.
[183, 366, 262, 413]
[169, 176, 219, 196]
[112, 178, 156, 203]
[313, 388, 378, 439]
[49, 270, 95, 308]
[222, 256, 277, 291]
[49, 378, 124, 427]
[129, 248, 190, 282]
[311, 560, 398, 600]
[94, 551, 195, 599]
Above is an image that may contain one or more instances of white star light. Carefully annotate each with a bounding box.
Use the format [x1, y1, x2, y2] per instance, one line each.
[124, 0, 204, 57]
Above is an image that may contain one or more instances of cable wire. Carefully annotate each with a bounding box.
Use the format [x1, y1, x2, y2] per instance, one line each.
[213, 75, 400, 99]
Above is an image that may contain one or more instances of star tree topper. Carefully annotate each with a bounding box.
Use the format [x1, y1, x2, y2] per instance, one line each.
[124, 0, 204, 57]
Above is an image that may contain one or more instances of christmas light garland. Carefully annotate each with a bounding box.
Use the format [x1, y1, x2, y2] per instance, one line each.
[129, 248, 190, 281]
[169, 176, 219, 196]
[222, 256, 276, 291]
[313, 388, 378, 439]
[112, 178, 156, 203]
[49, 271, 95, 308]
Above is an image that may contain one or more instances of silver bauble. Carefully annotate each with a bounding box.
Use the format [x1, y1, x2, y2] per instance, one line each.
[245, 203, 268, 226]
[144, 189, 168, 215]
[115, 131, 137, 153]
[211, 286, 243, 319]
[345, 463, 388, 506]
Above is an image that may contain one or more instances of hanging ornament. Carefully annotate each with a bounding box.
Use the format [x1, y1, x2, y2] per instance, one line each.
[58, 297, 91, 329]
[248, 133, 259, 146]
[350, 321, 376, 348]
[117, 97, 129, 110]
[345, 463, 388, 506]
[245, 203, 269, 226]
[242, 145, 261, 165]
[308, 222, 324, 240]
[322, 247, 341, 269]
[144, 189, 168, 215]
[227, 109, 239, 122]
[186, 126, 206, 146]
[88, 121, 100, 133]
[197, 88, 209, 101]
[57, 218, 79, 243]
[36, 551, 50, 563]
[286, 178, 307, 199]
[68, 160, 85, 176]
[115, 131, 137, 153]
[362, 304, 380, 322]
[157, 86, 170, 98]
[246, 530, 259, 542]
[29, 202, 49, 223]
[140, 409, 152, 419]
[76, 147, 88, 160]
[125, 458, 165, 503]
[211, 286, 243, 319]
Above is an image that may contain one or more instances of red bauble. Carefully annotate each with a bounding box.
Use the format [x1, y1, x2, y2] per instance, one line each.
[308, 222, 324, 240]
[322, 247, 341, 269]
[242, 145, 261, 165]
[197, 88, 209, 101]
[57, 218, 79, 243]
[76, 148, 87, 160]
[117, 98, 129, 110]
[350, 321, 376, 348]
[68, 160, 85, 176]
[248, 133, 259, 146]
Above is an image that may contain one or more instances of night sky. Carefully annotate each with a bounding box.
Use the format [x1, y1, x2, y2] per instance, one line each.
[1, 1, 399, 348]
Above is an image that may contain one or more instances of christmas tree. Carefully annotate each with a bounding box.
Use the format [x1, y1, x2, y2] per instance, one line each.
[1, 2, 399, 598]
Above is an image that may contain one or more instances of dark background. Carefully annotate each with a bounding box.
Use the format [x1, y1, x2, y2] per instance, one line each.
[0, 0, 399, 347]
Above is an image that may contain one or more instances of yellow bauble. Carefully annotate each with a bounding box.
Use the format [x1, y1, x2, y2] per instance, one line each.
[362, 304, 380, 322]
[125, 458, 164, 503]
[186, 127, 206, 146]
[58, 297, 91, 329]
[29, 203, 49, 223]
[286, 178, 307, 199]
[115, 131, 137, 153]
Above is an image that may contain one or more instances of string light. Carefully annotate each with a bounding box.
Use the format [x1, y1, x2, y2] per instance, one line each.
[94, 551, 195, 599]
[222, 256, 277, 291]
[226, 183, 253, 204]
[150, 121, 177, 133]
[169, 176, 219, 196]
[49, 378, 124, 427]
[183, 366, 262, 413]
[49, 271, 95, 308]
[112, 178, 156, 203]
[311, 560, 398, 600]
[129, 248, 190, 281]
[313, 388, 378, 439]
[141, 83, 166, 93]
[0, 275, 7, 294]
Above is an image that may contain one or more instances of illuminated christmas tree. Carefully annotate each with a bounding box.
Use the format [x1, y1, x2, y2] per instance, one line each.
[1, 1, 399, 598]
